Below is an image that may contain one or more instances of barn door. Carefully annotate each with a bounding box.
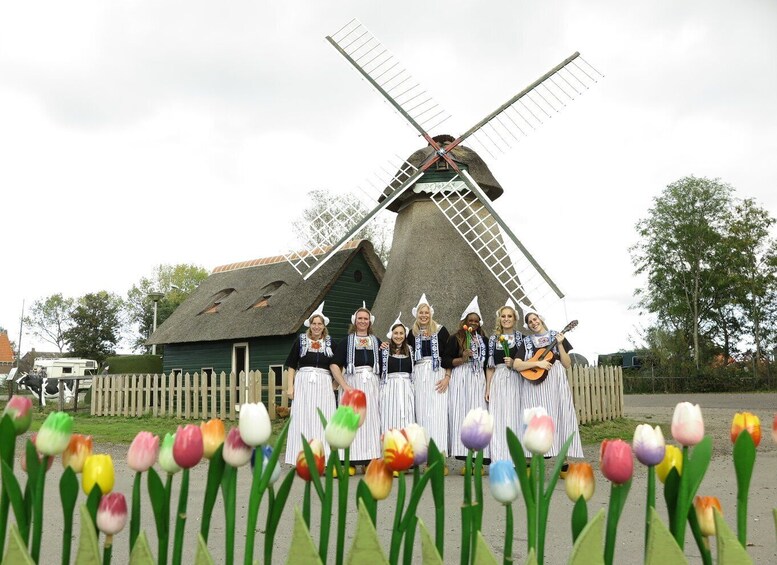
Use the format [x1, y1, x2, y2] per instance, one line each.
[232, 343, 248, 404]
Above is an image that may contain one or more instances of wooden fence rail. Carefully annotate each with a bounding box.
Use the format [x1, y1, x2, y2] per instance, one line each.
[90, 366, 623, 424]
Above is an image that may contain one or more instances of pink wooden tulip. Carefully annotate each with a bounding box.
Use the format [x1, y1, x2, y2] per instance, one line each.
[127, 432, 159, 472]
[97, 492, 128, 536]
[671, 402, 704, 446]
[599, 439, 633, 484]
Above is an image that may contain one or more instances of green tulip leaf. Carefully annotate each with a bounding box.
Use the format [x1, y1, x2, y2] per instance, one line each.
[85, 484, 102, 527]
[663, 467, 680, 533]
[0, 416, 14, 462]
[129, 531, 156, 565]
[346, 499, 389, 564]
[301, 434, 325, 501]
[147, 466, 167, 539]
[195, 533, 215, 565]
[200, 445, 225, 540]
[24, 440, 39, 497]
[59, 467, 79, 518]
[506, 428, 533, 507]
[317, 407, 329, 430]
[2, 523, 35, 565]
[773, 509, 777, 548]
[544, 433, 575, 507]
[568, 508, 605, 565]
[426, 439, 446, 557]
[399, 460, 438, 531]
[733, 430, 756, 485]
[571, 496, 588, 542]
[1, 460, 28, 541]
[74, 505, 101, 565]
[285, 506, 323, 565]
[259, 417, 290, 493]
[714, 507, 753, 564]
[417, 519, 443, 565]
[645, 507, 687, 565]
[524, 548, 538, 565]
[473, 531, 499, 565]
[685, 436, 712, 502]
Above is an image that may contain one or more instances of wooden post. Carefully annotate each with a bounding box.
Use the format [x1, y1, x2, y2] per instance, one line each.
[185, 373, 192, 419]
[219, 372, 227, 420]
[267, 368, 277, 420]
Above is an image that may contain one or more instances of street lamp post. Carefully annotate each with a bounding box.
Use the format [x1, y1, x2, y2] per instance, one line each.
[148, 291, 164, 356]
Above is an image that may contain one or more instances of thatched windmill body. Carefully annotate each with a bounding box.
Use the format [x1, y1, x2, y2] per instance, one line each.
[285, 20, 602, 331]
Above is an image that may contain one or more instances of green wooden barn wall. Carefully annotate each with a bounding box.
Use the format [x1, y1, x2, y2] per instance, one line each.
[161, 252, 381, 407]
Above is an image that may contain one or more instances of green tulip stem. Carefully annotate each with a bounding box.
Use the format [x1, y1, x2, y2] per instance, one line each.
[389, 471, 407, 565]
[673, 446, 690, 548]
[222, 466, 237, 565]
[103, 534, 114, 565]
[472, 449, 485, 562]
[461, 450, 474, 565]
[159, 473, 173, 565]
[535, 455, 545, 563]
[302, 481, 311, 527]
[335, 447, 350, 565]
[172, 467, 190, 565]
[265, 468, 296, 565]
[30, 453, 49, 563]
[604, 479, 631, 565]
[318, 453, 336, 562]
[243, 451, 265, 565]
[645, 465, 655, 560]
[503, 503, 514, 565]
[401, 466, 421, 565]
[130, 471, 141, 555]
[263, 487, 275, 565]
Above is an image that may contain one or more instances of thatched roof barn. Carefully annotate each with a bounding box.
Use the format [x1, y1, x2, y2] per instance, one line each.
[148, 240, 384, 377]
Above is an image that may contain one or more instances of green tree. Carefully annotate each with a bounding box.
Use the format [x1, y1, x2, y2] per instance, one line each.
[726, 198, 777, 361]
[294, 189, 393, 265]
[631, 176, 734, 371]
[64, 291, 124, 363]
[125, 264, 209, 352]
[23, 294, 75, 352]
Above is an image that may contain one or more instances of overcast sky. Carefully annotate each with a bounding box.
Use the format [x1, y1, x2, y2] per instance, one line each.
[1, 0, 775, 364]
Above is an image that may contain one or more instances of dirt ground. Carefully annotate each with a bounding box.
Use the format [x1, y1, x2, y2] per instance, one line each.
[21, 393, 777, 564]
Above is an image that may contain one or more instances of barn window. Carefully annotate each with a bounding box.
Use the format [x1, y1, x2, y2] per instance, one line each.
[354, 270, 363, 282]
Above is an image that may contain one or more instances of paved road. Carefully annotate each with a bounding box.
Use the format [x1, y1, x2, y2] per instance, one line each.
[21, 393, 777, 563]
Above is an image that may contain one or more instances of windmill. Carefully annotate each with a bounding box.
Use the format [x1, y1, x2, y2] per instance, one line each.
[285, 19, 602, 331]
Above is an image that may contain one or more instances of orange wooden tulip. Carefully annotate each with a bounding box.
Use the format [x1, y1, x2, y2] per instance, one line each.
[730, 412, 761, 447]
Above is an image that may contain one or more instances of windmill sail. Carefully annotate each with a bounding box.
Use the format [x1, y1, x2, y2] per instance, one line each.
[457, 53, 603, 159]
[430, 171, 563, 313]
[326, 18, 451, 137]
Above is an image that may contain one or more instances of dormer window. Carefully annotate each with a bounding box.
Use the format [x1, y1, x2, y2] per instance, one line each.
[200, 288, 236, 315]
[250, 280, 286, 309]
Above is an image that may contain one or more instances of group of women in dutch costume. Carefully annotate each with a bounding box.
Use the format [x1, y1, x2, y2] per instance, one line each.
[285, 295, 583, 474]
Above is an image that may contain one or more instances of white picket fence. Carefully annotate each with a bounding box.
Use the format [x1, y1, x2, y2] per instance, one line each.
[89, 365, 623, 424]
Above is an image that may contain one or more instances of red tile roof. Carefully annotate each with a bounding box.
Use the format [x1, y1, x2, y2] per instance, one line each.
[212, 240, 363, 274]
[0, 332, 15, 363]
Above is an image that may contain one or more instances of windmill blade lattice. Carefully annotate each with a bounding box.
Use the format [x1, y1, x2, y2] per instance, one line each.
[283, 156, 419, 275]
[327, 19, 452, 136]
[459, 53, 603, 160]
[430, 172, 563, 311]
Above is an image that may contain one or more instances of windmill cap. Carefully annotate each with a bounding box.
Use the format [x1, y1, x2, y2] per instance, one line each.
[379, 134, 504, 213]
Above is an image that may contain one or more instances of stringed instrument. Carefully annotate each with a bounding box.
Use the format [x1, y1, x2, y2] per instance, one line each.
[519, 320, 578, 384]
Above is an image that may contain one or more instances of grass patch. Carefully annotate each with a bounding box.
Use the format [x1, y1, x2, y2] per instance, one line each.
[12, 403, 288, 446]
[579, 417, 666, 445]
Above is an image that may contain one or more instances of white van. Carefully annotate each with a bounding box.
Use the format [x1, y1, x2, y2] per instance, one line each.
[33, 358, 98, 381]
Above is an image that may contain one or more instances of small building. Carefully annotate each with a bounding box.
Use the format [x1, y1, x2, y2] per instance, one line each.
[0, 331, 14, 376]
[147, 240, 384, 404]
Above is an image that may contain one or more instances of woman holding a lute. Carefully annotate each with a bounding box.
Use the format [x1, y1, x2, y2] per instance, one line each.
[514, 312, 584, 473]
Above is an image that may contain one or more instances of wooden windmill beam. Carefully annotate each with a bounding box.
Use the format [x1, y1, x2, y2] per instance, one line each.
[326, 35, 434, 142]
[449, 52, 581, 150]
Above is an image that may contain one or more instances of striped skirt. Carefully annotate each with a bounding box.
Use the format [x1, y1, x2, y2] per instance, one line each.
[380, 372, 415, 433]
[284, 367, 337, 465]
[488, 364, 522, 462]
[448, 362, 489, 458]
[518, 361, 584, 458]
[339, 366, 382, 461]
[413, 358, 449, 455]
